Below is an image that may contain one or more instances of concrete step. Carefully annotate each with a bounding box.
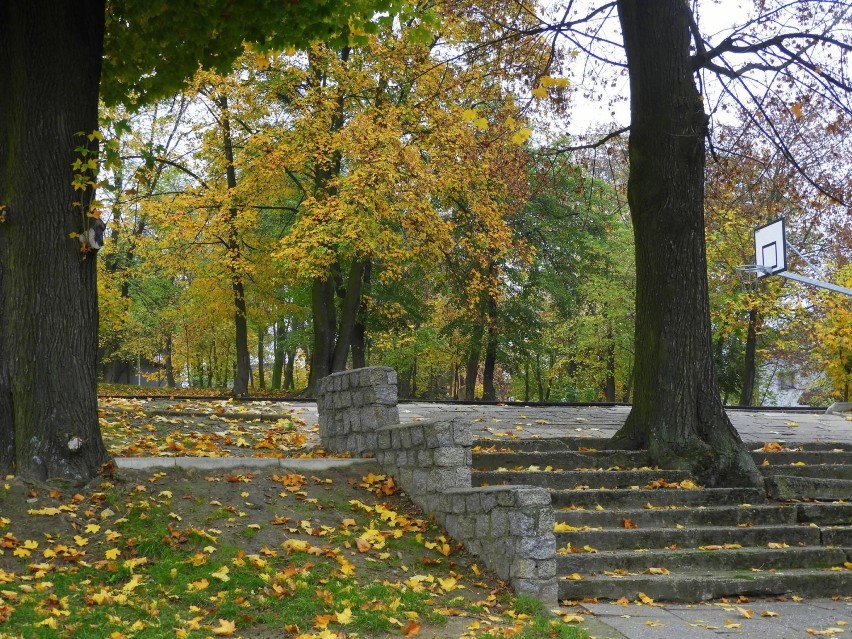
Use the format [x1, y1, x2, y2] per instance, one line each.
[556, 545, 849, 574]
[558, 567, 852, 602]
[555, 525, 821, 551]
[550, 487, 768, 509]
[760, 464, 852, 480]
[765, 474, 852, 500]
[751, 450, 852, 465]
[798, 502, 852, 525]
[555, 504, 799, 528]
[821, 526, 852, 546]
[472, 450, 650, 471]
[473, 437, 643, 455]
[475, 469, 692, 490]
[745, 441, 852, 453]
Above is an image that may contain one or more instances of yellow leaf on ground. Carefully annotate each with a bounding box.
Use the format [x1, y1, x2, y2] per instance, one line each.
[736, 607, 754, 619]
[725, 619, 742, 629]
[211, 619, 236, 636]
[336, 607, 353, 625]
[761, 610, 780, 617]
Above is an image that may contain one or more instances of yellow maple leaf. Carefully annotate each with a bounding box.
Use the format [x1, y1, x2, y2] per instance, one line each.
[336, 607, 354, 625]
[438, 577, 458, 592]
[211, 566, 230, 582]
[531, 86, 548, 99]
[461, 109, 478, 122]
[85, 523, 100, 534]
[211, 618, 236, 636]
[761, 610, 780, 617]
[104, 548, 121, 560]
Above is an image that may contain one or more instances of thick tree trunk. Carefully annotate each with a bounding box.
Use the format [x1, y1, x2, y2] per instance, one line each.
[739, 309, 758, 406]
[0, 2, 111, 480]
[609, 0, 761, 488]
[331, 261, 367, 372]
[284, 349, 296, 390]
[463, 323, 484, 400]
[308, 277, 336, 392]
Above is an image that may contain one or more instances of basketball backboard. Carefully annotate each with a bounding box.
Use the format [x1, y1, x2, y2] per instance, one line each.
[754, 218, 786, 277]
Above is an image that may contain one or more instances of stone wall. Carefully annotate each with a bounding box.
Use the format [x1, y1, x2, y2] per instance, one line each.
[316, 367, 557, 604]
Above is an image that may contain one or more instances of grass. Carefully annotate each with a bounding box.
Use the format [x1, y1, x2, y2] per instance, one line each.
[0, 466, 590, 639]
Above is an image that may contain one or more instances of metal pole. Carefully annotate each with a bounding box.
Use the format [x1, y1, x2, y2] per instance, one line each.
[778, 271, 852, 297]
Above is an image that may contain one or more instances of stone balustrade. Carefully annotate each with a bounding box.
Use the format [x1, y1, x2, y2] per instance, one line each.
[316, 367, 557, 604]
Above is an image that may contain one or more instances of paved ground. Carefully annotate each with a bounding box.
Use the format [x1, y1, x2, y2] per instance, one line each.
[109, 399, 852, 637]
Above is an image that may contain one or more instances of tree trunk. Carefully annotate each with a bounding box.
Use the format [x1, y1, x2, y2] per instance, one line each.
[0, 2, 111, 480]
[271, 321, 286, 390]
[609, 0, 761, 488]
[257, 327, 266, 390]
[164, 333, 176, 388]
[739, 309, 758, 406]
[218, 95, 251, 397]
[331, 260, 367, 372]
[308, 277, 336, 392]
[463, 323, 484, 401]
[284, 349, 296, 390]
[604, 326, 616, 402]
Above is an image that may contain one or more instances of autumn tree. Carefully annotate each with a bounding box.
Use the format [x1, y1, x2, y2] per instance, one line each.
[478, 0, 852, 485]
[0, 0, 402, 480]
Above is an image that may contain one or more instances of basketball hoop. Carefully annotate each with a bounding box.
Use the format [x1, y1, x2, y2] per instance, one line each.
[735, 264, 771, 293]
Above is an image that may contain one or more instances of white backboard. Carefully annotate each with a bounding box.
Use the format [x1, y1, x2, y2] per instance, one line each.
[754, 218, 787, 277]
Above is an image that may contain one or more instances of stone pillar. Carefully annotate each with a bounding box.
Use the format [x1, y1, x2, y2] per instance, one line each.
[316, 366, 399, 456]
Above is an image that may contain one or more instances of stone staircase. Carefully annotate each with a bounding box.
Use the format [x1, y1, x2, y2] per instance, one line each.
[472, 438, 852, 602]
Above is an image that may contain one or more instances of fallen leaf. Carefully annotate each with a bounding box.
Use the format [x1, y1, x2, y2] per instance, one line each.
[211, 619, 236, 636]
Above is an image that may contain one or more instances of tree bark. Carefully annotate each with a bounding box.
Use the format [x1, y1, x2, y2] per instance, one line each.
[218, 95, 251, 397]
[331, 260, 367, 372]
[308, 276, 336, 392]
[0, 2, 111, 480]
[609, 0, 761, 488]
[164, 333, 176, 388]
[463, 323, 484, 401]
[256, 327, 266, 390]
[271, 321, 286, 390]
[739, 309, 758, 406]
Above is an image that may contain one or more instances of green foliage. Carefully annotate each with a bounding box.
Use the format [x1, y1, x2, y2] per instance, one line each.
[102, 0, 407, 107]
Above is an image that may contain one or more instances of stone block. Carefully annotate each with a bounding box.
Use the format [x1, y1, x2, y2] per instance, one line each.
[496, 490, 516, 507]
[452, 421, 474, 446]
[434, 447, 466, 467]
[536, 509, 555, 536]
[457, 514, 475, 538]
[480, 491, 498, 513]
[475, 514, 490, 538]
[376, 405, 399, 427]
[536, 559, 557, 579]
[443, 513, 458, 537]
[412, 469, 431, 491]
[514, 535, 556, 560]
[429, 467, 468, 491]
[509, 512, 536, 536]
[361, 432, 378, 454]
[510, 557, 538, 579]
[515, 488, 551, 507]
[400, 427, 412, 449]
[490, 509, 508, 537]
[424, 421, 454, 448]
[511, 578, 558, 607]
[366, 384, 397, 406]
[416, 450, 432, 467]
[463, 493, 480, 512]
[340, 374, 350, 390]
[409, 425, 425, 447]
[377, 429, 391, 449]
[451, 493, 467, 514]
